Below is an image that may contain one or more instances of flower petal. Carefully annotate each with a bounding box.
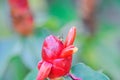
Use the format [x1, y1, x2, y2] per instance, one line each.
[36, 61, 52, 80]
[64, 27, 76, 47]
[42, 35, 64, 61]
[37, 61, 43, 70]
[60, 45, 78, 58]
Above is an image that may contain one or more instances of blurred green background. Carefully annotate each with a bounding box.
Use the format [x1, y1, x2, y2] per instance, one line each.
[0, 0, 120, 80]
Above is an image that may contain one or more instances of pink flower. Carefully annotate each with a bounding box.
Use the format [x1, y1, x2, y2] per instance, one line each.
[37, 27, 78, 80]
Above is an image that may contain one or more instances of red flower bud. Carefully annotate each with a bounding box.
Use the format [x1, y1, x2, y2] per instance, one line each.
[37, 27, 77, 80]
[8, 0, 34, 36]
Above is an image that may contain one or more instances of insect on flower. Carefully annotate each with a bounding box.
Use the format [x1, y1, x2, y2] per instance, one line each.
[37, 27, 78, 80]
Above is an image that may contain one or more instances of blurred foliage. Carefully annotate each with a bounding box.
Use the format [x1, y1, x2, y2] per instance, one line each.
[25, 68, 37, 80]
[0, 0, 120, 80]
[47, 0, 77, 25]
[2, 55, 30, 80]
[79, 23, 120, 80]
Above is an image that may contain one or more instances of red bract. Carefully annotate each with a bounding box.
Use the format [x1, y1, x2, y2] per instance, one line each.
[37, 27, 78, 80]
[8, 0, 34, 36]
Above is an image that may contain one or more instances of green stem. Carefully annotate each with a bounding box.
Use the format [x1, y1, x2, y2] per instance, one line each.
[67, 73, 82, 80]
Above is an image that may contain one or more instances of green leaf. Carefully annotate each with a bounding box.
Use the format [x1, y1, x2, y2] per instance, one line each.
[1, 55, 30, 80]
[71, 63, 110, 80]
[25, 68, 38, 80]
[25, 68, 48, 80]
